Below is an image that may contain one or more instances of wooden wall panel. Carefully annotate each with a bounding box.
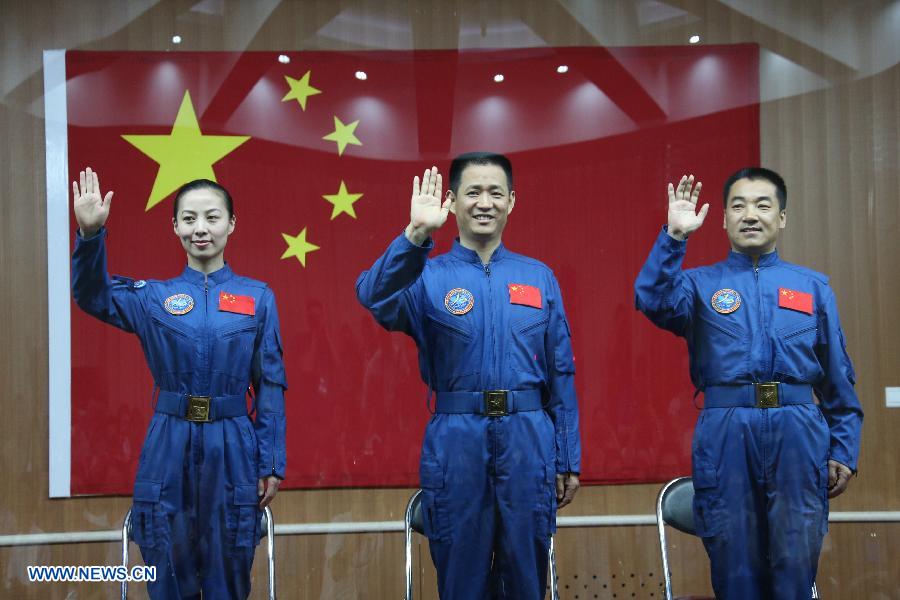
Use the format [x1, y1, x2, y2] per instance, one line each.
[1, 0, 897, 597]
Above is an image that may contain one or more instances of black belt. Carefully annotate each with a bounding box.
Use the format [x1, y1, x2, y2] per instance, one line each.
[703, 383, 814, 409]
[155, 391, 248, 422]
[435, 389, 544, 416]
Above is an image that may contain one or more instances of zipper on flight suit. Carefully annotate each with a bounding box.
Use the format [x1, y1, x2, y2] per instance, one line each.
[483, 262, 499, 391]
[482, 261, 500, 476]
[753, 265, 763, 378]
[200, 274, 210, 388]
[753, 264, 773, 481]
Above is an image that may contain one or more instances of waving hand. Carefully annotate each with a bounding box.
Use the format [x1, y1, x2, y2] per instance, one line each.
[667, 174, 708, 241]
[406, 166, 452, 246]
[72, 167, 113, 238]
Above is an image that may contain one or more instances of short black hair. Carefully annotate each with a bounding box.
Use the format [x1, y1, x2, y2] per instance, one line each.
[448, 152, 513, 195]
[173, 179, 234, 219]
[723, 167, 787, 210]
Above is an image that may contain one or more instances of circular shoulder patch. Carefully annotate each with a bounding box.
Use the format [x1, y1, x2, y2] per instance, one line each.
[444, 288, 475, 315]
[134, 280, 147, 289]
[711, 288, 741, 314]
[164, 293, 194, 315]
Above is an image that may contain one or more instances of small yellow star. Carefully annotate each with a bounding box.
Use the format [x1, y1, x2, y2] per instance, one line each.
[281, 227, 320, 267]
[282, 71, 321, 111]
[323, 181, 363, 220]
[322, 116, 362, 156]
[122, 91, 250, 211]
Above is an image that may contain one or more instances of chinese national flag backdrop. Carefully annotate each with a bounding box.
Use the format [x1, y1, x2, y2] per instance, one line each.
[64, 47, 758, 494]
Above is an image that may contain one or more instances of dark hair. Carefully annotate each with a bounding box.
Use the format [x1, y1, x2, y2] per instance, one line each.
[448, 152, 513, 195]
[173, 179, 234, 219]
[723, 167, 787, 210]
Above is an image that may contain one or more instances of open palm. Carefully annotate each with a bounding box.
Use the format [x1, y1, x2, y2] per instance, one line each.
[72, 167, 113, 237]
[410, 166, 451, 233]
[667, 174, 708, 239]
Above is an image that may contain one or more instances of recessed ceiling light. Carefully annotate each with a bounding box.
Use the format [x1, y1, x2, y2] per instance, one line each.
[689, 35, 701, 44]
[556, 65, 569, 73]
[278, 54, 290, 64]
[493, 73, 504, 83]
[172, 35, 182, 44]
[355, 70, 367, 80]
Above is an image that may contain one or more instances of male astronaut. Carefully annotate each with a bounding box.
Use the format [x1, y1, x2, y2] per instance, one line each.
[634, 169, 863, 599]
[357, 153, 581, 599]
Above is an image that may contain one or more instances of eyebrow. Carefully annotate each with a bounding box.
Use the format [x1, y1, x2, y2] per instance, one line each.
[729, 196, 773, 203]
[465, 184, 505, 192]
[179, 208, 223, 215]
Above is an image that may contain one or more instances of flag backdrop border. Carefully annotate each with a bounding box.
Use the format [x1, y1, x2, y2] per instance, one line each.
[49, 47, 760, 495]
[44, 49, 72, 498]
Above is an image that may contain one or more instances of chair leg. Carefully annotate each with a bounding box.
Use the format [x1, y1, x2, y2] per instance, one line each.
[265, 506, 276, 600]
[404, 490, 422, 600]
[121, 509, 131, 600]
[548, 536, 558, 600]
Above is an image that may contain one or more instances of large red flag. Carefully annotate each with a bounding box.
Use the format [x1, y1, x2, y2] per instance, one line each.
[53, 46, 758, 495]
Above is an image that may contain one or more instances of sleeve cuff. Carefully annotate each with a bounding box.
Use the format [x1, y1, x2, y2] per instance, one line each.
[75, 226, 106, 242]
[660, 225, 688, 247]
[397, 231, 435, 252]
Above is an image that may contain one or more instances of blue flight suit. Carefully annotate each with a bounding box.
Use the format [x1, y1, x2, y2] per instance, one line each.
[635, 228, 863, 599]
[357, 234, 580, 600]
[72, 228, 287, 599]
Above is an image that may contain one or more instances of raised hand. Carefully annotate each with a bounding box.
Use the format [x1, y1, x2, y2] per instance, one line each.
[406, 166, 451, 246]
[72, 167, 113, 238]
[667, 174, 708, 241]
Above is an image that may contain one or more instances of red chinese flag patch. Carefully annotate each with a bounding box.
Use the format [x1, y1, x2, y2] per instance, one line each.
[778, 288, 813, 315]
[219, 291, 256, 316]
[508, 284, 542, 309]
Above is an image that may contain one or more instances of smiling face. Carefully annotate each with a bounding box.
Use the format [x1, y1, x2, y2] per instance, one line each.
[723, 177, 786, 255]
[448, 163, 515, 246]
[172, 187, 235, 272]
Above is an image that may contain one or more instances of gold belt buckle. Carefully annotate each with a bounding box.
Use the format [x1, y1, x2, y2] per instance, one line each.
[483, 390, 509, 416]
[186, 395, 212, 422]
[754, 382, 780, 408]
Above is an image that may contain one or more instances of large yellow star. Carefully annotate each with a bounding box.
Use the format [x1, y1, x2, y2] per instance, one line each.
[280, 227, 320, 267]
[323, 181, 363, 220]
[122, 91, 250, 211]
[322, 116, 362, 156]
[282, 71, 321, 111]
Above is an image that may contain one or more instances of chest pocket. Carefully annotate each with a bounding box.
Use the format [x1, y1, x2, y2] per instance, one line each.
[424, 308, 479, 390]
[212, 317, 257, 383]
[694, 313, 748, 381]
[149, 305, 194, 340]
[144, 305, 198, 382]
[508, 311, 549, 377]
[773, 316, 822, 381]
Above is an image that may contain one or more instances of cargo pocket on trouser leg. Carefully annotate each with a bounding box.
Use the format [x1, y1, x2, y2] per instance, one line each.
[692, 466, 724, 540]
[419, 459, 448, 543]
[691, 465, 730, 596]
[535, 465, 557, 541]
[226, 484, 261, 555]
[131, 480, 167, 550]
[817, 464, 830, 536]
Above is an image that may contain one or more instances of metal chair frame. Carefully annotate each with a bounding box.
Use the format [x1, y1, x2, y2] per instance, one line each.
[656, 476, 819, 600]
[404, 488, 559, 600]
[120, 505, 276, 599]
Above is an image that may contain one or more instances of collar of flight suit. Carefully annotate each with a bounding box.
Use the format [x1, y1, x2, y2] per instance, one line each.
[449, 237, 509, 264]
[178, 263, 235, 286]
[725, 248, 781, 269]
